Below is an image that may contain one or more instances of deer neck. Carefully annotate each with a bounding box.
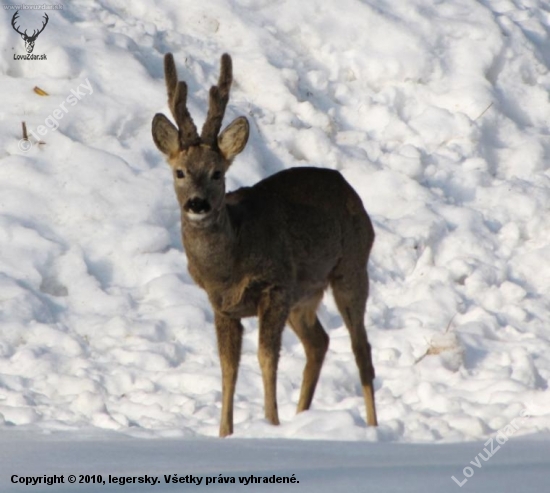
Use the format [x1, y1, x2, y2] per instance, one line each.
[181, 205, 235, 283]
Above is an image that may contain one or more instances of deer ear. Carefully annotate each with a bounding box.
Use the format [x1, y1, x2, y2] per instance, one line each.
[152, 113, 180, 156]
[218, 116, 249, 162]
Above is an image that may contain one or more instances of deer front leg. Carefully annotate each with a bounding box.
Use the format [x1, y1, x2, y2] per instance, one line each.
[214, 312, 243, 437]
[257, 288, 289, 426]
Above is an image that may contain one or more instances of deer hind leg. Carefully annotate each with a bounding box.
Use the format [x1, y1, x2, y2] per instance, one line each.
[288, 296, 329, 413]
[331, 270, 378, 427]
[214, 313, 243, 437]
[257, 288, 289, 426]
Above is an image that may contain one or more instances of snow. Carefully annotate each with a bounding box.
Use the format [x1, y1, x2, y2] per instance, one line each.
[1, 0, 550, 467]
[2, 430, 550, 492]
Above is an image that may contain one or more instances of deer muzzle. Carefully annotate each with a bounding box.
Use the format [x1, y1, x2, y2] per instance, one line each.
[184, 197, 212, 216]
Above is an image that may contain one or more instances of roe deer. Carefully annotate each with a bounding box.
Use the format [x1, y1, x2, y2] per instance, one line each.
[152, 53, 378, 437]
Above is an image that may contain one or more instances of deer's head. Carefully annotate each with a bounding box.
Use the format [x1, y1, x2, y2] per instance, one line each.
[152, 54, 249, 228]
[11, 11, 48, 54]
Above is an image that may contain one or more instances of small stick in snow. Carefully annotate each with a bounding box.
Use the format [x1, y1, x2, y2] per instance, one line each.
[444, 314, 457, 333]
[21, 121, 46, 147]
[414, 314, 458, 364]
[33, 86, 49, 96]
[474, 102, 494, 122]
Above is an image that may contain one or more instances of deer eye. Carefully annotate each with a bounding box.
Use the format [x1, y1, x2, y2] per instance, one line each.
[212, 171, 222, 180]
[176, 169, 185, 179]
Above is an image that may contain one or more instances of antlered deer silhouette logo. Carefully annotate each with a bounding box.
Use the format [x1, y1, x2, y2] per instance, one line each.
[11, 11, 49, 54]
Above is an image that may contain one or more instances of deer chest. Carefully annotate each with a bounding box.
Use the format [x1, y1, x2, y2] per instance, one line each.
[207, 277, 265, 319]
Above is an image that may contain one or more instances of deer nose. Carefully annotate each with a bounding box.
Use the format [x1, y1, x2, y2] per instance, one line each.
[185, 197, 212, 214]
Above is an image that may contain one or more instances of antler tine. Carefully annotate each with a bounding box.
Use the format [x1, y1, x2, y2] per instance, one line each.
[164, 53, 178, 119]
[175, 82, 201, 147]
[201, 53, 233, 147]
[217, 53, 233, 100]
[11, 11, 24, 36]
[37, 13, 48, 35]
[163, 53, 199, 149]
[28, 12, 49, 40]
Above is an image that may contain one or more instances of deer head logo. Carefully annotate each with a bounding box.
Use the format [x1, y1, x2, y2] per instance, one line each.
[11, 11, 49, 54]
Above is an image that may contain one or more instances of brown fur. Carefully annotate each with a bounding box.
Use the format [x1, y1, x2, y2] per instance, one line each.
[152, 53, 377, 437]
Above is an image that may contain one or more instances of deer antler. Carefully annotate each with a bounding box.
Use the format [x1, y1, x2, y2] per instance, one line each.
[29, 13, 48, 40]
[159, 53, 234, 151]
[11, 11, 48, 40]
[164, 53, 200, 149]
[11, 11, 25, 37]
[201, 54, 233, 148]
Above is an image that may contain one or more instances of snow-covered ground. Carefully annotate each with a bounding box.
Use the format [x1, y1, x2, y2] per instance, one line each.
[1, 0, 550, 463]
[2, 430, 550, 492]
